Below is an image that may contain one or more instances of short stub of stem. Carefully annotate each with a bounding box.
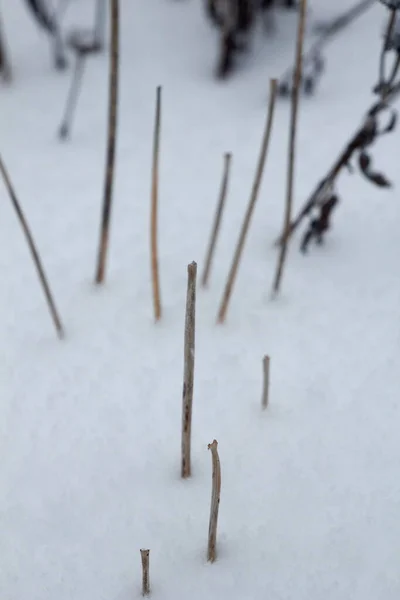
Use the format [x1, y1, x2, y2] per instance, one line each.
[140, 548, 150, 596]
[207, 439, 221, 563]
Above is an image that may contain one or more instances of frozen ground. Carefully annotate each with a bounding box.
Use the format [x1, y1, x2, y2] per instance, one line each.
[1, 1, 400, 599]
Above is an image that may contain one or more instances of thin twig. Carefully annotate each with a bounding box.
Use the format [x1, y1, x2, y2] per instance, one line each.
[0, 12, 12, 82]
[150, 85, 162, 321]
[140, 549, 150, 596]
[261, 355, 270, 410]
[94, 0, 119, 284]
[378, 8, 397, 90]
[216, 78, 277, 324]
[0, 155, 64, 338]
[272, 0, 307, 296]
[207, 439, 221, 563]
[181, 262, 197, 478]
[201, 152, 232, 288]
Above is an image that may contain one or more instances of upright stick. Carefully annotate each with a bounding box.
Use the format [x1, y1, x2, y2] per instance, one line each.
[216, 79, 278, 324]
[150, 86, 162, 321]
[272, 0, 307, 295]
[140, 549, 150, 596]
[261, 355, 270, 410]
[207, 439, 221, 563]
[94, 0, 119, 284]
[201, 152, 232, 288]
[181, 262, 197, 478]
[0, 155, 64, 338]
[0, 12, 12, 82]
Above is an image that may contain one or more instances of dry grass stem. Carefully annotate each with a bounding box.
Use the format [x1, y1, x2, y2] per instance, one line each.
[94, 0, 119, 284]
[216, 78, 277, 324]
[272, 0, 307, 295]
[140, 549, 150, 596]
[181, 261, 197, 478]
[207, 439, 221, 563]
[150, 85, 162, 321]
[0, 155, 64, 338]
[261, 355, 270, 409]
[201, 152, 232, 288]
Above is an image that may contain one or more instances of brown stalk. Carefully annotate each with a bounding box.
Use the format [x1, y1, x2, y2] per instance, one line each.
[150, 85, 162, 321]
[181, 261, 197, 478]
[201, 152, 232, 288]
[140, 549, 150, 596]
[94, 0, 119, 284]
[216, 78, 277, 324]
[272, 0, 307, 295]
[261, 355, 270, 410]
[207, 439, 221, 563]
[0, 155, 64, 338]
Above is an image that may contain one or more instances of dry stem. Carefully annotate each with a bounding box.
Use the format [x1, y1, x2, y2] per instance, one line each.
[94, 0, 119, 284]
[272, 0, 307, 295]
[216, 78, 277, 323]
[0, 13, 12, 82]
[140, 549, 150, 596]
[181, 261, 197, 478]
[0, 155, 64, 338]
[150, 85, 162, 321]
[207, 439, 221, 563]
[201, 152, 232, 288]
[261, 355, 270, 409]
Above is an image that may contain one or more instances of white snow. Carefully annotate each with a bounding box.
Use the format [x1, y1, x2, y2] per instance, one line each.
[1, 1, 400, 599]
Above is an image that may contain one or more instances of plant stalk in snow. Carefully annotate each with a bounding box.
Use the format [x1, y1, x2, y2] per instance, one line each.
[262, 355, 270, 410]
[216, 78, 277, 323]
[150, 85, 162, 321]
[207, 439, 221, 563]
[140, 549, 150, 596]
[272, 0, 307, 295]
[181, 261, 197, 478]
[95, 0, 119, 284]
[201, 152, 232, 288]
[0, 154, 64, 338]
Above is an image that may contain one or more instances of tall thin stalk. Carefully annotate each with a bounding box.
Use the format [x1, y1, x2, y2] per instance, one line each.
[0, 155, 64, 338]
[94, 0, 119, 284]
[272, 0, 307, 295]
[150, 86, 162, 321]
[216, 78, 277, 324]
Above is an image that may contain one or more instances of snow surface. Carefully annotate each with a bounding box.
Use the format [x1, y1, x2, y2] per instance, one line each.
[1, 1, 400, 599]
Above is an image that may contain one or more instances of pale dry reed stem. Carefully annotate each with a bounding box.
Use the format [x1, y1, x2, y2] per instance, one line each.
[207, 439, 221, 563]
[262, 355, 270, 409]
[150, 85, 162, 321]
[181, 262, 197, 478]
[140, 549, 150, 596]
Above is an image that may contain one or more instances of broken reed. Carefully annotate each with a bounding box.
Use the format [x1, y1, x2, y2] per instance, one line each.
[261, 355, 270, 409]
[201, 152, 232, 288]
[272, 0, 307, 295]
[217, 78, 277, 324]
[150, 85, 162, 321]
[140, 549, 150, 596]
[94, 0, 119, 284]
[181, 262, 197, 478]
[0, 155, 64, 338]
[207, 439, 221, 563]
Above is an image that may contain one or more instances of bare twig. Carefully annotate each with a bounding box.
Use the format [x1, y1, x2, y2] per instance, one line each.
[0, 155, 64, 338]
[201, 152, 232, 288]
[181, 262, 197, 478]
[216, 78, 277, 324]
[140, 549, 150, 596]
[94, 0, 119, 284]
[150, 86, 162, 321]
[261, 355, 270, 410]
[378, 8, 397, 91]
[272, 0, 307, 295]
[207, 439, 221, 563]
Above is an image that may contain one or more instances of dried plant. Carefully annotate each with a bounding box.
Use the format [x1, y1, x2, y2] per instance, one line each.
[217, 78, 277, 323]
[95, 0, 119, 284]
[140, 549, 150, 596]
[0, 12, 12, 82]
[207, 439, 221, 563]
[261, 355, 270, 410]
[181, 262, 197, 478]
[150, 86, 163, 322]
[272, 0, 307, 295]
[0, 155, 64, 338]
[275, 2, 400, 254]
[201, 152, 232, 288]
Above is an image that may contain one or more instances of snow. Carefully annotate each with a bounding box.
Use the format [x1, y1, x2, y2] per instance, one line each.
[1, 0, 400, 599]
